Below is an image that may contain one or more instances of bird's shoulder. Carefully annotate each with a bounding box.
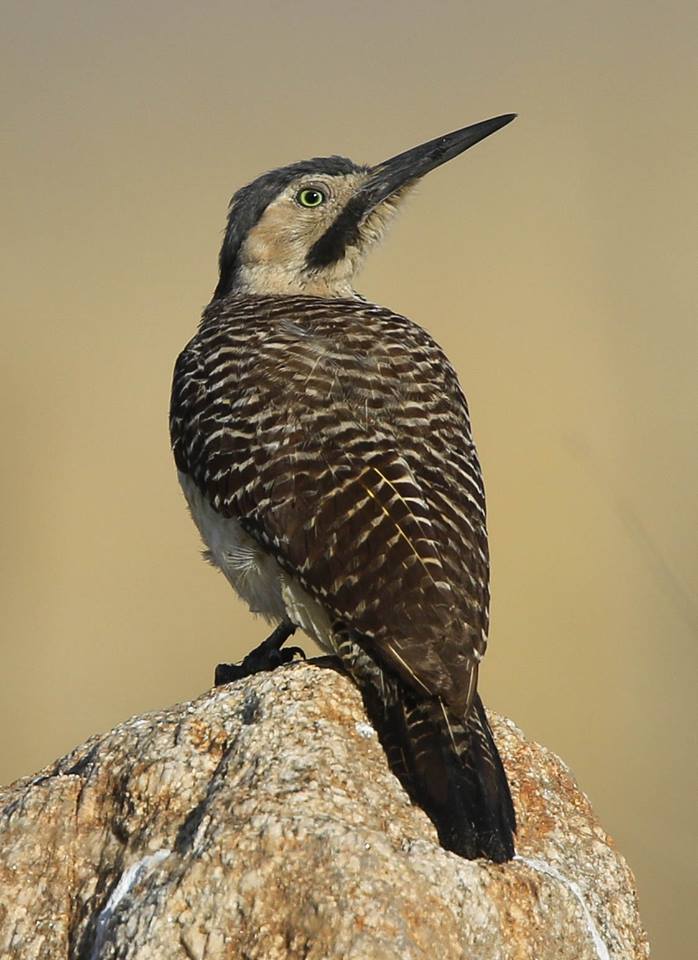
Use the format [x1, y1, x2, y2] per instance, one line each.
[172, 294, 468, 422]
[170, 293, 480, 515]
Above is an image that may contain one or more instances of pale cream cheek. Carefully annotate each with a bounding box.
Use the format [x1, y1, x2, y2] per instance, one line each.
[242, 203, 323, 268]
[235, 176, 404, 297]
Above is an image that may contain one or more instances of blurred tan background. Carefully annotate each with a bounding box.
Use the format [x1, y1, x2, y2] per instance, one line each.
[2, 1, 696, 955]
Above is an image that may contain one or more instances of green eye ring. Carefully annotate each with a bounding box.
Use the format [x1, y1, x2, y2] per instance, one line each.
[296, 187, 326, 208]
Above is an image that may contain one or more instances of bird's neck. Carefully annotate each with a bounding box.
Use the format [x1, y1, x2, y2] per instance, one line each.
[230, 262, 359, 300]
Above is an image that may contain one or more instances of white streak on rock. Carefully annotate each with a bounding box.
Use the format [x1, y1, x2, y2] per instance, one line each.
[355, 721, 376, 739]
[515, 854, 610, 960]
[90, 849, 170, 959]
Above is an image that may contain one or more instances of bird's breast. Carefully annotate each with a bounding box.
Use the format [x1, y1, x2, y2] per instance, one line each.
[178, 470, 337, 654]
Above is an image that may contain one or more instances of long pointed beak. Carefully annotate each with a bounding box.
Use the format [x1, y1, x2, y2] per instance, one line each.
[307, 114, 515, 268]
[360, 113, 516, 211]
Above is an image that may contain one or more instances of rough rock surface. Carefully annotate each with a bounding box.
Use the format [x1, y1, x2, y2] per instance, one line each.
[0, 661, 648, 960]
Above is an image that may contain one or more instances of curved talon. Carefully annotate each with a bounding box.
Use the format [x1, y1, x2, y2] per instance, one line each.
[213, 621, 301, 686]
[284, 645, 307, 662]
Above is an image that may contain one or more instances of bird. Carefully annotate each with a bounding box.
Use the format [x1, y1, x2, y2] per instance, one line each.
[170, 114, 517, 862]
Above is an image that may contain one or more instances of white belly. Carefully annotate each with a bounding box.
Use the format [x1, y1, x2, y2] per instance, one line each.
[179, 472, 336, 653]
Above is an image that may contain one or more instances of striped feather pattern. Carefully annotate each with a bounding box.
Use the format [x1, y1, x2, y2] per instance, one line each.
[171, 294, 489, 718]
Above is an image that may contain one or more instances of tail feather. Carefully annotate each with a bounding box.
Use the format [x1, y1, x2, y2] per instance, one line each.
[467, 694, 517, 857]
[334, 630, 516, 862]
[398, 695, 515, 862]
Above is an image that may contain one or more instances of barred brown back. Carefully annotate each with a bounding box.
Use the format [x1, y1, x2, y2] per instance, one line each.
[171, 293, 489, 718]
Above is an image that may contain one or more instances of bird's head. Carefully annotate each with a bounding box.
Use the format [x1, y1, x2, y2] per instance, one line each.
[213, 114, 515, 301]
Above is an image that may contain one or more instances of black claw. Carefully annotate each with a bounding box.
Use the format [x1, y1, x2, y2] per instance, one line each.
[214, 621, 300, 686]
[284, 646, 307, 662]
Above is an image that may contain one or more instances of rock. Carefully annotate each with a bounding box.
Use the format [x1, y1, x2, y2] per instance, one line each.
[0, 661, 648, 960]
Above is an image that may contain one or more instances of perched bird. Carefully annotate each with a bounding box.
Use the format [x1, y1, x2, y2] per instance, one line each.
[170, 114, 517, 862]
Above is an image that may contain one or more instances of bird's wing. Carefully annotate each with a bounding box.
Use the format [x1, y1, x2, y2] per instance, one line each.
[171, 296, 488, 716]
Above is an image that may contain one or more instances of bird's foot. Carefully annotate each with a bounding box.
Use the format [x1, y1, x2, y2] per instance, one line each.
[214, 622, 304, 686]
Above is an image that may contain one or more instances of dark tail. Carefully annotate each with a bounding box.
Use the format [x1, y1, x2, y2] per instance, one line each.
[396, 692, 515, 862]
[362, 678, 516, 861]
[335, 633, 516, 862]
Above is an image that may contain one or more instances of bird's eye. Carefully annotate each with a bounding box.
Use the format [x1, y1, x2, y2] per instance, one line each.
[296, 188, 326, 208]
